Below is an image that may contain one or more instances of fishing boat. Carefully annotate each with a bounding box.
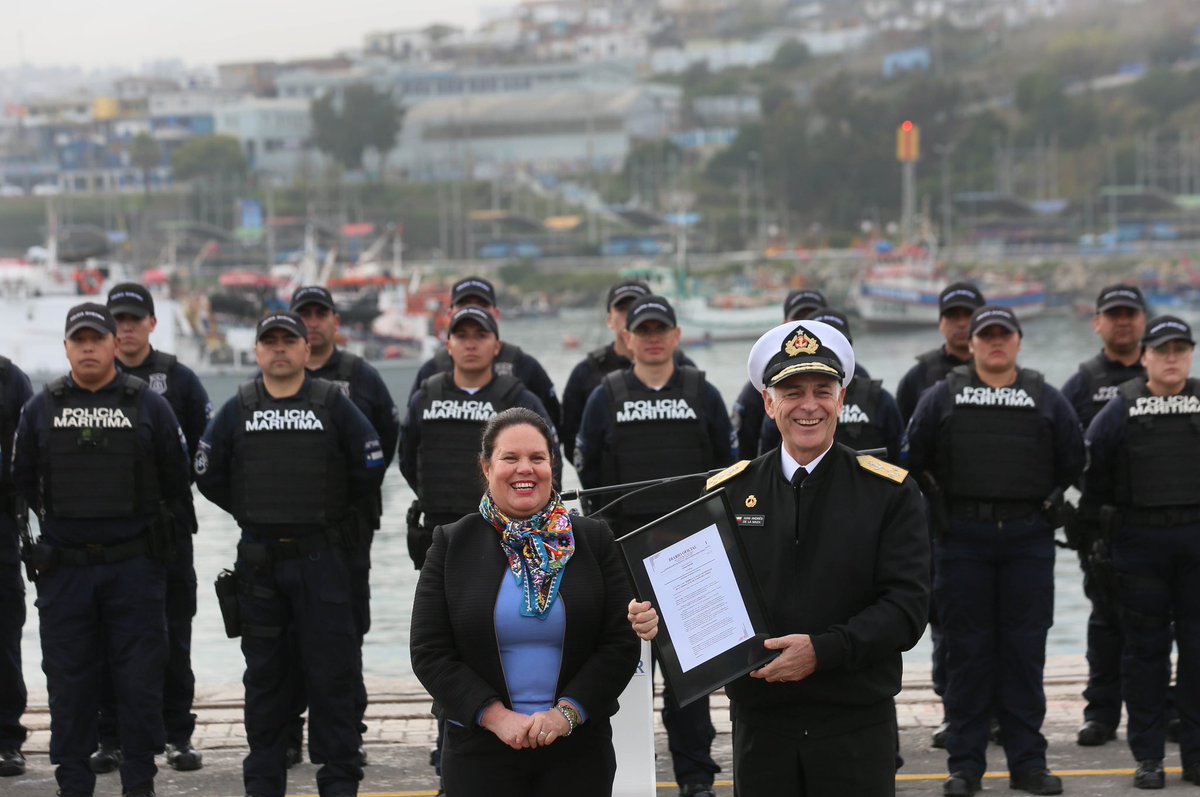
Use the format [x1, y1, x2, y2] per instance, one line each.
[848, 244, 1046, 326]
[622, 263, 783, 343]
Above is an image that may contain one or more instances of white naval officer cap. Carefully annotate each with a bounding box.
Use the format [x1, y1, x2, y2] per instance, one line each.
[747, 320, 855, 392]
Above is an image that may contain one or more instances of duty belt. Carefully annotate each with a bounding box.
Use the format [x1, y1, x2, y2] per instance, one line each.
[53, 534, 151, 566]
[948, 500, 1041, 523]
[1122, 506, 1200, 527]
[237, 528, 345, 565]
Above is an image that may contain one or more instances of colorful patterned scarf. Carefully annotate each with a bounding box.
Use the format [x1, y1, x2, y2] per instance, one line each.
[480, 491, 575, 619]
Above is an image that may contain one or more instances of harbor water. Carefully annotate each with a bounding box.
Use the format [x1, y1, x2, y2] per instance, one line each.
[17, 308, 1110, 694]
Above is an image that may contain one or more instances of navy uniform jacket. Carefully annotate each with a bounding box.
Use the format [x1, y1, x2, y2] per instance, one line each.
[195, 375, 386, 537]
[399, 377, 562, 493]
[310, 347, 401, 469]
[117, 348, 210, 532]
[731, 379, 766, 461]
[710, 446, 929, 735]
[895, 347, 971, 424]
[904, 368, 1085, 492]
[574, 367, 735, 490]
[12, 373, 192, 548]
[1060, 352, 1145, 432]
[561, 344, 695, 463]
[116, 347, 212, 465]
[409, 342, 561, 427]
[0, 359, 34, 563]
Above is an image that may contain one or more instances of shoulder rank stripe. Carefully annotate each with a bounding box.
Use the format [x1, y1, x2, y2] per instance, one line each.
[706, 460, 751, 491]
[856, 455, 908, 484]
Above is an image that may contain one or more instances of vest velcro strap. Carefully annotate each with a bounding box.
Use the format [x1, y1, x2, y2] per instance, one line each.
[948, 500, 1041, 522]
[1122, 507, 1200, 527]
[54, 534, 151, 566]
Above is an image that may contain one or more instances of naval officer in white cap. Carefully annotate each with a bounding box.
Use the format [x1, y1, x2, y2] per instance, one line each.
[627, 320, 929, 796]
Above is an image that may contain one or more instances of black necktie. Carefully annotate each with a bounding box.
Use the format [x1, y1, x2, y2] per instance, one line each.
[791, 467, 808, 489]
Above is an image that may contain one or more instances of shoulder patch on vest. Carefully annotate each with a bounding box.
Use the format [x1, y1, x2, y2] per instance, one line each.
[857, 455, 908, 484]
[706, 460, 751, 491]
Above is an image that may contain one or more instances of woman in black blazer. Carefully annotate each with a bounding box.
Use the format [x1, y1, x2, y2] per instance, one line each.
[410, 407, 639, 796]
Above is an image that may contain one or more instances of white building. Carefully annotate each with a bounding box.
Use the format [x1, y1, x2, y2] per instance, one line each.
[392, 84, 681, 179]
[651, 26, 874, 74]
[215, 98, 322, 180]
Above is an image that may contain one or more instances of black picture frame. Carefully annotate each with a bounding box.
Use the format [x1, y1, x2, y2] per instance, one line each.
[616, 489, 778, 708]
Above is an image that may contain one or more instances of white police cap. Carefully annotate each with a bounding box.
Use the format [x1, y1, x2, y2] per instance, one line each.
[747, 320, 855, 392]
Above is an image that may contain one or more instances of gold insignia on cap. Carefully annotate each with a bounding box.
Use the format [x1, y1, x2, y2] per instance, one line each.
[706, 460, 751, 491]
[856, 455, 908, 484]
[745, 495, 757, 508]
[784, 330, 820, 356]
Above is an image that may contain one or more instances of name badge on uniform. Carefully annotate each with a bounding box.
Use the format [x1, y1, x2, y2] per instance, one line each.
[735, 514, 765, 527]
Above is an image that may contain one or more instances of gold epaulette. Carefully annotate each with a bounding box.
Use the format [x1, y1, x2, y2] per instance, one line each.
[857, 455, 908, 484]
[705, 460, 751, 491]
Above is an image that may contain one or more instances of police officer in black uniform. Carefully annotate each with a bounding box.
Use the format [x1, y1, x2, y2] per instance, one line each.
[895, 282, 985, 423]
[400, 305, 557, 787]
[12, 303, 192, 797]
[560, 279, 695, 465]
[731, 288, 826, 458]
[402, 306, 558, 569]
[894, 281, 986, 748]
[0, 355, 32, 778]
[907, 305, 1084, 796]
[1059, 284, 1148, 749]
[1080, 315, 1200, 790]
[408, 275, 561, 425]
[576, 294, 734, 797]
[195, 311, 385, 797]
[628, 319, 930, 796]
[757, 309, 902, 461]
[82, 282, 212, 775]
[286, 285, 401, 768]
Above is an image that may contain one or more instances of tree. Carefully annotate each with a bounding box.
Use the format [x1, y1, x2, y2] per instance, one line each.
[772, 39, 811, 71]
[171, 135, 247, 182]
[129, 132, 161, 196]
[311, 83, 404, 179]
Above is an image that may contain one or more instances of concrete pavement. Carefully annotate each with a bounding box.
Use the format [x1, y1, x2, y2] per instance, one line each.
[3, 656, 1191, 795]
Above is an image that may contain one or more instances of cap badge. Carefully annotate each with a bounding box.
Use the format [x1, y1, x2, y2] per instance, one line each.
[785, 331, 819, 356]
[745, 495, 757, 508]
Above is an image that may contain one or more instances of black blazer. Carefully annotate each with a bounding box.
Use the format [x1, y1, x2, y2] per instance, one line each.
[410, 513, 640, 728]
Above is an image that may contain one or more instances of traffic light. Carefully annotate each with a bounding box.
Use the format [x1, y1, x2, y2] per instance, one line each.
[897, 121, 921, 163]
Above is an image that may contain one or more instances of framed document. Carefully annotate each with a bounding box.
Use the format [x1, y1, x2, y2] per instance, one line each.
[617, 489, 777, 708]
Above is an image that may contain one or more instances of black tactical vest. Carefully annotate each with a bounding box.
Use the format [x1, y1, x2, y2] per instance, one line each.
[230, 379, 348, 525]
[916, 348, 961, 389]
[1072, 354, 1143, 430]
[43, 375, 161, 519]
[936, 366, 1055, 502]
[320, 350, 362, 398]
[122, 349, 179, 413]
[416, 373, 524, 516]
[836, 376, 887, 453]
[1116, 378, 1200, 509]
[434, 341, 522, 377]
[601, 367, 711, 519]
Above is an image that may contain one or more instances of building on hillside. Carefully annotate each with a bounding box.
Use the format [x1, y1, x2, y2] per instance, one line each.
[883, 46, 932, 77]
[391, 84, 681, 180]
[215, 98, 325, 181]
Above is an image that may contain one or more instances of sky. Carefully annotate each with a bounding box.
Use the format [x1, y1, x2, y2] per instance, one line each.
[4, 1, 498, 70]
